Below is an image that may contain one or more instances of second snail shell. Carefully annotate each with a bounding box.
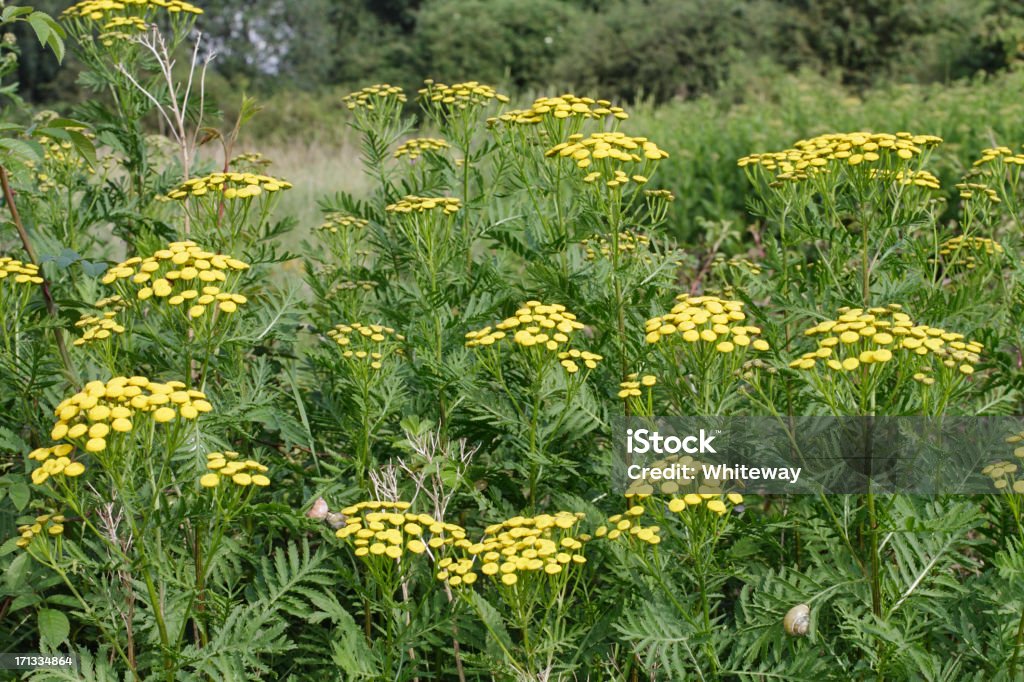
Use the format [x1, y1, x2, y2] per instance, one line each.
[783, 603, 811, 636]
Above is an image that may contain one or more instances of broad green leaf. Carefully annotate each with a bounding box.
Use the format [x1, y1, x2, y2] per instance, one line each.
[9, 479, 30, 511]
[27, 12, 65, 63]
[1, 6, 34, 22]
[0, 138, 44, 162]
[38, 608, 71, 650]
[4, 552, 29, 591]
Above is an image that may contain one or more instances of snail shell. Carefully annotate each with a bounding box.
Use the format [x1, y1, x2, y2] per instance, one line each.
[783, 604, 810, 636]
[306, 497, 329, 520]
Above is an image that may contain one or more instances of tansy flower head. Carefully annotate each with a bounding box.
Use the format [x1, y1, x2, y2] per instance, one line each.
[617, 374, 656, 399]
[342, 84, 407, 110]
[418, 79, 510, 109]
[326, 323, 405, 369]
[972, 145, 1024, 167]
[982, 460, 1024, 494]
[789, 304, 982, 375]
[932, 235, 1004, 271]
[334, 501, 469, 564]
[229, 152, 273, 172]
[0, 257, 44, 285]
[386, 195, 461, 214]
[62, 0, 203, 21]
[165, 171, 292, 201]
[645, 294, 769, 351]
[394, 137, 449, 160]
[666, 492, 744, 515]
[488, 94, 627, 126]
[739, 131, 942, 183]
[870, 168, 941, 190]
[318, 212, 369, 233]
[201, 451, 270, 488]
[644, 189, 676, 202]
[710, 254, 764, 277]
[29, 376, 212, 485]
[594, 507, 661, 545]
[15, 513, 67, 549]
[465, 300, 585, 351]
[546, 131, 669, 187]
[101, 15, 146, 32]
[582, 231, 651, 262]
[101, 241, 249, 318]
[556, 349, 602, 374]
[955, 182, 1001, 203]
[73, 311, 125, 346]
[447, 511, 588, 588]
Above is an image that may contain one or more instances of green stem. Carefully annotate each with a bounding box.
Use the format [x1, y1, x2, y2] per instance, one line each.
[0, 165, 79, 388]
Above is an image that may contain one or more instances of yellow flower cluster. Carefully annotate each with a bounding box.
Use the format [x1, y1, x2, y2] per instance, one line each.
[200, 451, 270, 488]
[385, 195, 461, 215]
[0, 257, 44, 285]
[318, 212, 369, 233]
[326, 323, 405, 369]
[29, 377, 211, 484]
[488, 94, 628, 126]
[595, 506, 660, 545]
[972, 145, 1024, 167]
[419, 79, 510, 109]
[62, 0, 203, 20]
[95, 294, 126, 310]
[645, 294, 770, 353]
[711, 254, 764, 277]
[933, 235, 1004, 270]
[465, 300, 585, 350]
[335, 501, 469, 563]
[956, 182, 1001, 203]
[15, 513, 66, 549]
[28, 126, 95, 189]
[342, 84, 407, 110]
[984, 463, 1024, 493]
[985, 432, 1024, 493]
[870, 168, 941, 190]
[618, 374, 656, 399]
[789, 305, 982, 375]
[97, 28, 137, 46]
[28, 444, 84, 484]
[230, 152, 273, 171]
[546, 132, 669, 187]
[667, 492, 744, 515]
[582, 231, 651, 261]
[644, 189, 676, 202]
[335, 280, 377, 292]
[394, 137, 449, 160]
[102, 241, 248, 318]
[738, 132, 943, 182]
[73, 312, 125, 346]
[102, 15, 146, 31]
[557, 349, 602, 374]
[165, 172, 292, 200]
[450, 512, 588, 587]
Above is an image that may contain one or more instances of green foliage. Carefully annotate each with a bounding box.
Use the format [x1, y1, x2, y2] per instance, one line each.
[415, 0, 581, 89]
[2, 2, 1024, 680]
